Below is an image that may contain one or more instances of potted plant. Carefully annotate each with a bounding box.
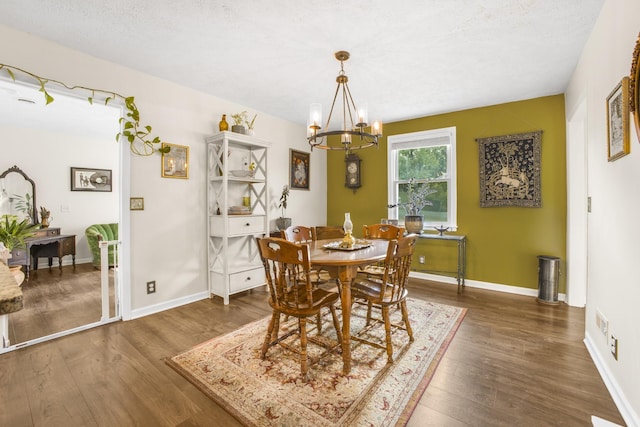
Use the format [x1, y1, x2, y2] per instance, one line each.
[276, 185, 292, 231]
[388, 179, 437, 234]
[0, 214, 39, 252]
[231, 111, 248, 134]
[0, 214, 39, 283]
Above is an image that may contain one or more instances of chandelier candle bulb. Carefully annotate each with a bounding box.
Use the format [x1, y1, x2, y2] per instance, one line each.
[372, 120, 383, 136]
[358, 104, 368, 125]
[309, 103, 322, 129]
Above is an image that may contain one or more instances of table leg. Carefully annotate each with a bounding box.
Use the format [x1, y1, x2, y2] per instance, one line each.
[339, 278, 352, 375]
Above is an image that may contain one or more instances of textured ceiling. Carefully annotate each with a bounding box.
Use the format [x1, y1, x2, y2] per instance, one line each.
[0, 0, 604, 128]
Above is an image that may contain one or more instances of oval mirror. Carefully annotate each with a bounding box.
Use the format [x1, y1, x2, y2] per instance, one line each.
[0, 166, 37, 225]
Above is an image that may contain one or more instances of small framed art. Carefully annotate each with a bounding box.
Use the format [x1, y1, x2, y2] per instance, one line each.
[290, 149, 309, 190]
[161, 143, 189, 178]
[130, 197, 144, 211]
[606, 76, 630, 162]
[70, 167, 112, 192]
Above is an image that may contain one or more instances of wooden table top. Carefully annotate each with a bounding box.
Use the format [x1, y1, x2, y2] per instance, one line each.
[308, 238, 389, 268]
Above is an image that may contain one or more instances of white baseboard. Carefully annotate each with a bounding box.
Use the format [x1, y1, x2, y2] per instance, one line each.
[31, 257, 93, 269]
[409, 271, 567, 302]
[584, 332, 640, 427]
[129, 291, 210, 320]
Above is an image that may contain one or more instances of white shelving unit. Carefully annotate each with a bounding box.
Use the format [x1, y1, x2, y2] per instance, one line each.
[206, 131, 270, 304]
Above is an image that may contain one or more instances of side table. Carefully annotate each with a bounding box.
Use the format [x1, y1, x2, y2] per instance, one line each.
[418, 234, 466, 293]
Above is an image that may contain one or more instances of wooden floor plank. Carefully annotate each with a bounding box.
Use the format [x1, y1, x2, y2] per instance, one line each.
[0, 270, 626, 426]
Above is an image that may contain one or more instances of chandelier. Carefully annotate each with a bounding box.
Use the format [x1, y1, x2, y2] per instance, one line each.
[307, 51, 382, 151]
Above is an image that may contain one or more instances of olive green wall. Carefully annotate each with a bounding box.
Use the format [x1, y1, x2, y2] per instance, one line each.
[327, 95, 567, 291]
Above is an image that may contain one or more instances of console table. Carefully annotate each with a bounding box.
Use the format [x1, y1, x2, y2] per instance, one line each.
[418, 233, 466, 293]
[8, 227, 76, 279]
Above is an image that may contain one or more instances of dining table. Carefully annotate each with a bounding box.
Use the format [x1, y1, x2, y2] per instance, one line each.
[308, 238, 390, 375]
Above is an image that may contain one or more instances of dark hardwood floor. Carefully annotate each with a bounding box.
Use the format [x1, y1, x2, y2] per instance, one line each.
[0, 273, 625, 426]
[8, 264, 114, 345]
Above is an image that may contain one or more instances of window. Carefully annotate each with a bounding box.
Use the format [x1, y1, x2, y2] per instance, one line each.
[387, 127, 457, 231]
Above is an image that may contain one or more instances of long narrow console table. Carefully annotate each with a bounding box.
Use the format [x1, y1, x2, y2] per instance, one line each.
[418, 233, 466, 293]
[8, 227, 76, 280]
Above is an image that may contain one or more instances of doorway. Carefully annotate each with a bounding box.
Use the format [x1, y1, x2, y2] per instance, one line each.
[0, 77, 125, 352]
[566, 97, 588, 307]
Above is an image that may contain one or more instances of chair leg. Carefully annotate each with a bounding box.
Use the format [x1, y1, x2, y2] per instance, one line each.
[261, 311, 279, 359]
[366, 301, 373, 325]
[400, 300, 414, 342]
[316, 313, 322, 333]
[299, 317, 309, 380]
[382, 306, 394, 363]
[329, 305, 343, 345]
[271, 312, 281, 341]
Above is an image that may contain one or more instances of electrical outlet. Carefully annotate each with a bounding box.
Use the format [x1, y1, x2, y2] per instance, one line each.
[418, 255, 425, 264]
[146, 280, 156, 294]
[610, 335, 618, 360]
[595, 309, 608, 337]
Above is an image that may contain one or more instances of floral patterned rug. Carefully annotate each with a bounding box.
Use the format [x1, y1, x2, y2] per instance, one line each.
[166, 298, 466, 427]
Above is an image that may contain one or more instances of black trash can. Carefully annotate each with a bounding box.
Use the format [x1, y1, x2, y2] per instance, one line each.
[537, 255, 560, 305]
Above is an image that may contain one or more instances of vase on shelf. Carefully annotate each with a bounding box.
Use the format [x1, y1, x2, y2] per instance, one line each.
[342, 212, 355, 247]
[231, 125, 246, 134]
[404, 215, 423, 234]
[41, 216, 51, 228]
[219, 114, 229, 132]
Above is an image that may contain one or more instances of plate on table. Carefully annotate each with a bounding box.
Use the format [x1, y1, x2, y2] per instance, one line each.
[322, 240, 371, 251]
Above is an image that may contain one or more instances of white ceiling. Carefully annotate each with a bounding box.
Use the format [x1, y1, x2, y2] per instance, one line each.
[0, 0, 604, 128]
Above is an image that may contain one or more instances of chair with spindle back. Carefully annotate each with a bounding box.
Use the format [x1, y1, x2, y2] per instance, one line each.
[257, 237, 343, 380]
[311, 225, 345, 241]
[351, 234, 418, 363]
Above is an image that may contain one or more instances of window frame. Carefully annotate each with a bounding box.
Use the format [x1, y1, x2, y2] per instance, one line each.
[387, 126, 457, 231]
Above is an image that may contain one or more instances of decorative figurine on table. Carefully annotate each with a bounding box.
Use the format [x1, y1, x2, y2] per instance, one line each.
[341, 212, 355, 248]
[434, 225, 449, 236]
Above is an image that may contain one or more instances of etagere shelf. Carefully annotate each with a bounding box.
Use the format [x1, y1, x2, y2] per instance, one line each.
[206, 131, 270, 304]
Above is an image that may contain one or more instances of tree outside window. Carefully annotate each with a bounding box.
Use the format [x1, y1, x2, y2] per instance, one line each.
[387, 127, 457, 230]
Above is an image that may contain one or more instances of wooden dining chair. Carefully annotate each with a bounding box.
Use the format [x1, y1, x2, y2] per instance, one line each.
[351, 234, 418, 363]
[280, 225, 331, 329]
[281, 225, 313, 243]
[257, 237, 343, 380]
[362, 223, 405, 240]
[359, 224, 406, 278]
[311, 225, 344, 241]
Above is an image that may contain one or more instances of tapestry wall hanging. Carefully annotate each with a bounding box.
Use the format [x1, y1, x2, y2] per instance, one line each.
[477, 130, 542, 208]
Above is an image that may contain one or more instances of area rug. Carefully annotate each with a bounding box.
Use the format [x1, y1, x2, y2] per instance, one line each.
[166, 298, 466, 427]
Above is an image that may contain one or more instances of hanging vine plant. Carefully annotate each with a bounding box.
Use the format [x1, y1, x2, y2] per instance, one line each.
[0, 64, 169, 156]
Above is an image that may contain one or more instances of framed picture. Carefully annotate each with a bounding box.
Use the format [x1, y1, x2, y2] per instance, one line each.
[477, 130, 542, 208]
[606, 76, 630, 161]
[161, 143, 189, 179]
[630, 32, 640, 143]
[70, 167, 112, 192]
[130, 197, 144, 211]
[290, 149, 309, 190]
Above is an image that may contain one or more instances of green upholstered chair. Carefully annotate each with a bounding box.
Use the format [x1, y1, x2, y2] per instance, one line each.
[85, 223, 118, 268]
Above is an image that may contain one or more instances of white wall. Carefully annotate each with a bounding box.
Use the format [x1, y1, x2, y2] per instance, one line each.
[565, 0, 640, 424]
[0, 25, 327, 315]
